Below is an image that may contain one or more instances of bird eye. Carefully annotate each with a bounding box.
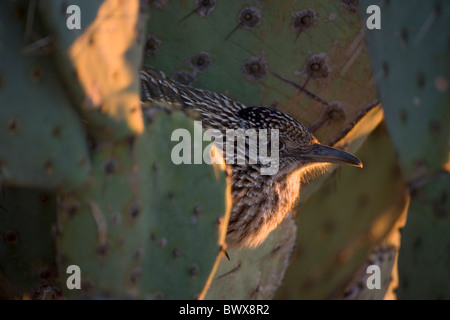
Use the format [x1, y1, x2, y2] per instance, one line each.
[269, 140, 284, 150]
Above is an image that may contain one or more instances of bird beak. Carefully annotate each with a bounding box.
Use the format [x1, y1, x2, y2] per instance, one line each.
[305, 143, 363, 168]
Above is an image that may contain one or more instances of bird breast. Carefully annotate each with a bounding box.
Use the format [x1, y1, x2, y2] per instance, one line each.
[226, 165, 304, 247]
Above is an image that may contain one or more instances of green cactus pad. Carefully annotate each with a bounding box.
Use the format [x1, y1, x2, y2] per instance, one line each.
[38, 0, 146, 140]
[0, 186, 60, 299]
[144, 0, 379, 147]
[56, 111, 229, 299]
[275, 123, 409, 299]
[397, 172, 450, 299]
[360, 0, 450, 300]
[0, 0, 90, 189]
[359, 0, 450, 181]
[205, 215, 296, 300]
[341, 244, 397, 300]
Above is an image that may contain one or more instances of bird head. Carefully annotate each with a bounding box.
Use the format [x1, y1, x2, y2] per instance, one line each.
[237, 106, 362, 176]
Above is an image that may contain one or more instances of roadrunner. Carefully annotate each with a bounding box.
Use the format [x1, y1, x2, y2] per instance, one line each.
[140, 67, 362, 248]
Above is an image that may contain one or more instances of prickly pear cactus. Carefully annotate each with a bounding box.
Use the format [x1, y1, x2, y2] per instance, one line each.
[359, 0, 450, 182]
[38, 0, 146, 140]
[0, 0, 90, 190]
[359, 0, 450, 299]
[0, 186, 60, 299]
[5, 0, 446, 301]
[341, 244, 397, 300]
[56, 111, 230, 299]
[1, 0, 230, 300]
[205, 215, 296, 300]
[396, 173, 450, 299]
[144, 0, 380, 147]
